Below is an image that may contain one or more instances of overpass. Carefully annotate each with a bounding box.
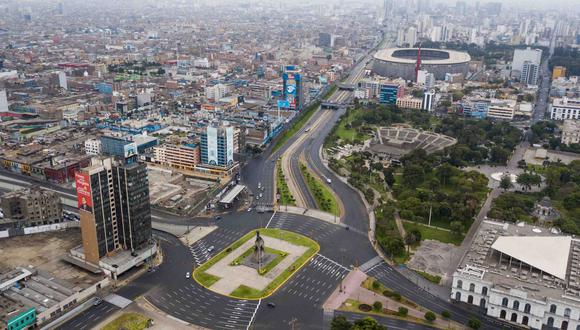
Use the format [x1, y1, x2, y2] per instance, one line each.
[321, 101, 347, 110]
[337, 83, 356, 91]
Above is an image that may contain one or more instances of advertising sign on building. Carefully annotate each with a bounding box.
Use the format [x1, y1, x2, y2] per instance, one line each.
[207, 126, 218, 165]
[123, 142, 138, 158]
[75, 172, 93, 213]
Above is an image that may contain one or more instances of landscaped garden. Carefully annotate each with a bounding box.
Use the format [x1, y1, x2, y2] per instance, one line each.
[300, 163, 340, 216]
[193, 228, 318, 299]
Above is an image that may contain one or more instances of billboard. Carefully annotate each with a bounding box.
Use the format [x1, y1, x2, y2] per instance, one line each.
[206, 126, 218, 165]
[75, 172, 93, 213]
[283, 71, 301, 110]
[123, 142, 138, 158]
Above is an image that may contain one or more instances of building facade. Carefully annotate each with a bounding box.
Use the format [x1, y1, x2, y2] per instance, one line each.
[0, 186, 62, 228]
[396, 97, 423, 109]
[379, 83, 402, 105]
[512, 47, 542, 73]
[84, 138, 102, 155]
[200, 125, 234, 168]
[550, 98, 580, 120]
[75, 157, 151, 264]
[153, 144, 200, 171]
[521, 61, 539, 85]
[562, 120, 580, 145]
[282, 66, 303, 110]
[487, 99, 516, 120]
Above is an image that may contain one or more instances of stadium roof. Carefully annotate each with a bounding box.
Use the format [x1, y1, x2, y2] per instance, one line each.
[374, 48, 471, 64]
[491, 236, 572, 280]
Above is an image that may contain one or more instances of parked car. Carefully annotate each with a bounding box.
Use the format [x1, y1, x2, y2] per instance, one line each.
[185, 272, 190, 278]
[207, 246, 215, 252]
[93, 297, 103, 306]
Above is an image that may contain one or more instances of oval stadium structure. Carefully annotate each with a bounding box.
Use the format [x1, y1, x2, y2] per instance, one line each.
[372, 48, 471, 81]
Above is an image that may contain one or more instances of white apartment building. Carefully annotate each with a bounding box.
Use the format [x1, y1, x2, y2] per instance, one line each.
[550, 98, 580, 120]
[205, 83, 229, 101]
[512, 47, 542, 73]
[561, 120, 580, 145]
[0, 89, 8, 113]
[487, 99, 517, 120]
[84, 138, 102, 155]
[452, 221, 580, 330]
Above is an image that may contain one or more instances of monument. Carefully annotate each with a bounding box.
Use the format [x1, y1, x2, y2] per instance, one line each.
[251, 231, 265, 266]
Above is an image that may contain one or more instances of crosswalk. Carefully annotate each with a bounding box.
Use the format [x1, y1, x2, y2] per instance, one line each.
[189, 240, 214, 266]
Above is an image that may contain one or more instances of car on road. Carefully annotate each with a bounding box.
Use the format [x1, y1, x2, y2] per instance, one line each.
[267, 302, 276, 308]
[93, 297, 103, 306]
[247, 208, 252, 212]
[185, 272, 190, 278]
[207, 246, 215, 252]
[214, 216, 222, 220]
[326, 178, 332, 184]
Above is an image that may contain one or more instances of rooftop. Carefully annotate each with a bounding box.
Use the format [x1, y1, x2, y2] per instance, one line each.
[374, 48, 471, 65]
[457, 220, 580, 302]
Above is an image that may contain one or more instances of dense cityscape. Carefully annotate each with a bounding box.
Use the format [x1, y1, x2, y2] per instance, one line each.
[0, 0, 580, 329]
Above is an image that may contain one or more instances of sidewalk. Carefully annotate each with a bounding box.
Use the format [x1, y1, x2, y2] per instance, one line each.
[323, 269, 367, 310]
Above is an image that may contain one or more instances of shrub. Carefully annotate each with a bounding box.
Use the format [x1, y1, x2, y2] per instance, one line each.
[441, 310, 450, 319]
[397, 306, 408, 317]
[372, 280, 380, 290]
[373, 301, 382, 312]
[468, 318, 481, 329]
[424, 311, 436, 322]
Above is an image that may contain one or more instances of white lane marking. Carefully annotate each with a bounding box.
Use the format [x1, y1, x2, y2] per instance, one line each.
[246, 299, 261, 330]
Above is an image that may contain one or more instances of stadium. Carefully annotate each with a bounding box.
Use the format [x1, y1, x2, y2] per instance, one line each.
[372, 48, 471, 81]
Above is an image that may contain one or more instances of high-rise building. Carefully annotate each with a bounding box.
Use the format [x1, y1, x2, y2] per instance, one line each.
[282, 66, 303, 110]
[512, 47, 542, 74]
[422, 90, 436, 111]
[75, 157, 151, 264]
[318, 32, 333, 48]
[417, 70, 434, 88]
[0, 89, 8, 113]
[552, 66, 567, 80]
[406, 27, 417, 47]
[520, 61, 540, 85]
[200, 125, 234, 168]
[58, 71, 67, 90]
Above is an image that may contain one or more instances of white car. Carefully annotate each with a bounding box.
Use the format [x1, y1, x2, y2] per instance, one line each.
[247, 208, 252, 212]
[207, 246, 215, 253]
[185, 272, 190, 278]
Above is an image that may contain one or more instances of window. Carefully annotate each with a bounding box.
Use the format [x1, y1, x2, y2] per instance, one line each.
[468, 295, 474, 304]
[482, 287, 488, 295]
[550, 304, 557, 314]
[513, 300, 520, 311]
[469, 283, 475, 292]
[548, 317, 554, 327]
[502, 297, 509, 307]
[480, 298, 486, 308]
[457, 280, 463, 289]
[500, 310, 507, 319]
[524, 303, 531, 314]
[564, 308, 571, 318]
[522, 316, 529, 326]
[562, 320, 568, 330]
[455, 292, 461, 301]
[511, 313, 518, 322]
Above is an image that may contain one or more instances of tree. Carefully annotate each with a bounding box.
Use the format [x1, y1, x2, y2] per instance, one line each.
[372, 280, 380, 290]
[331, 315, 352, 330]
[352, 317, 385, 330]
[499, 175, 514, 191]
[397, 306, 409, 316]
[383, 237, 405, 257]
[403, 164, 425, 186]
[516, 172, 541, 191]
[468, 318, 482, 329]
[383, 169, 395, 187]
[373, 301, 383, 312]
[404, 232, 418, 252]
[490, 146, 509, 164]
[450, 221, 464, 236]
[424, 311, 436, 322]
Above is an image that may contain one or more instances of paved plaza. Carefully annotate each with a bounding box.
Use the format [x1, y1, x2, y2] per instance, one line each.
[205, 234, 309, 295]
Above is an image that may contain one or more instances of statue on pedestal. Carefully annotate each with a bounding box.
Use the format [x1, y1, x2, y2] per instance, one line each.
[251, 231, 265, 266]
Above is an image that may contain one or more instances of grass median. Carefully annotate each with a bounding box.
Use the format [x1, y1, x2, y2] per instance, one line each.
[102, 313, 151, 330]
[276, 161, 295, 205]
[299, 163, 340, 216]
[272, 100, 321, 153]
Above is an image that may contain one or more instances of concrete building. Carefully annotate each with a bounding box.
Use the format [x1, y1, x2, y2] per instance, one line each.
[396, 97, 423, 109]
[417, 70, 434, 88]
[550, 98, 580, 120]
[0, 186, 62, 229]
[75, 157, 152, 265]
[100, 136, 138, 158]
[84, 138, 102, 156]
[451, 220, 580, 330]
[422, 90, 436, 111]
[461, 99, 490, 119]
[205, 83, 229, 101]
[0, 89, 8, 113]
[487, 99, 517, 120]
[379, 82, 403, 105]
[553, 66, 567, 80]
[153, 144, 200, 171]
[561, 120, 580, 145]
[512, 47, 542, 74]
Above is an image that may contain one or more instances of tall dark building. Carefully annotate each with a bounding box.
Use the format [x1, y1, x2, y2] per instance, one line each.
[318, 32, 332, 48]
[75, 157, 151, 264]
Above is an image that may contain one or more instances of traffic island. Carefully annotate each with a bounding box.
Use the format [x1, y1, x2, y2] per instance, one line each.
[193, 228, 319, 299]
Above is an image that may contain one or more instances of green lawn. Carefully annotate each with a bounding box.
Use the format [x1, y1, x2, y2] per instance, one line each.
[414, 270, 442, 285]
[300, 163, 340, 216]
[102, 313, 151, 330]
[402, 222, 464, 246]
[193, 228, 319, 299]
[272, 101, 321, 153]
[276, 161, 296, 205]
